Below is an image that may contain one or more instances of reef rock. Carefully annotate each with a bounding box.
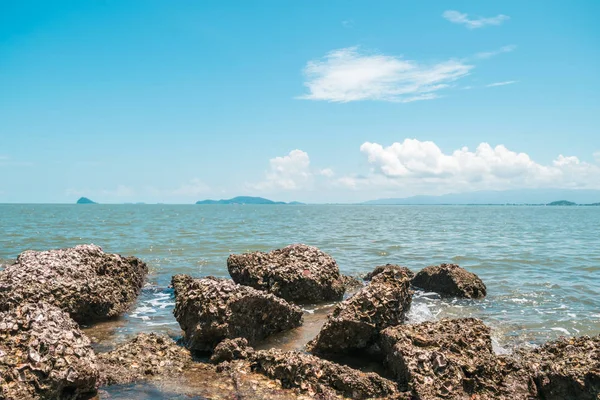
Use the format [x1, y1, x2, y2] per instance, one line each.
[0, 244, 147, 323]
[308, 268, 412, 355]
[97, 333, 192, 386]
[522, 335, 600, 400]
[412, 263, 486, 299]
[172, 275, 303, 351]
[210, 337, 255, 364]
[0, 302, 98, 400]
[250, 348, 404, 399]
[364, 264, 414, 281]
[380, 318, 537, 399]
[227, 244, 345, 303]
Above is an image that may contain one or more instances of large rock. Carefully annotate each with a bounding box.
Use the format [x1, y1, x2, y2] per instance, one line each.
[0, 244, 147, 323]
[521, 335, 600, 400]
[364, 264, 414, 281]
[227, 244, 345, 303]
[252, 349, 406, 399]
[307, 268, 412, 355]
[209, 341, 404, 399]
[380, 318, 537, 399]
[97, 333, 192, 386]
[412, 263, 486, 299]
[172, 275, 303, 351]
[0, 302, 98, 400]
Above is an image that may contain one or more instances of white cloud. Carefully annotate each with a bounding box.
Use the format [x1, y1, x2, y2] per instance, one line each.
[298, 47, 473, 103]
[443, 10, 510, 29]
[342, 19, 354, 28]
[594, 152, 600, 162]
[486, 80, 518, 87]
[251, 150, 313, 190]
[474, 45, 516, 60]
[348, 139, 600, 193]
[319, 168, 335, 177]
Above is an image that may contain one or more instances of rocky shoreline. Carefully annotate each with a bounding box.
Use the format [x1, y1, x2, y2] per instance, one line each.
[0, 243, 598, 399]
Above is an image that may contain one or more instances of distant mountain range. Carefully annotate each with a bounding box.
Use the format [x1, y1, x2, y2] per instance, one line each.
[196, 196, 303, 205]
[362, 189, 600, 205]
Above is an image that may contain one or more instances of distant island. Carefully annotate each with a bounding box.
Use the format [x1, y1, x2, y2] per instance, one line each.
[546, 200, 576, 206]
[363, 189, 600, 205]
[76, 197, 97, 204]
[196, 196, 302, 205]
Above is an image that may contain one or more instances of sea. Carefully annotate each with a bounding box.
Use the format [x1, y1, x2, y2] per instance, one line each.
[1, 204, 599, 398]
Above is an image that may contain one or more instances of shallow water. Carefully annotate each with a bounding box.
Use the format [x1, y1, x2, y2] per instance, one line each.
[1, 204, 599, 396]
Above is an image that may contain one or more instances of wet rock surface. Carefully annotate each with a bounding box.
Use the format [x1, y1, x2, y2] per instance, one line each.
[308, 269, 412, 356]
[0, 302, 98, 400]
[521, 335, 600, 400]
[97, 333, 192, 386]
[172, 275, 303, 351]
[412, 263, 486, 299]
[364, 264, 414, 281]
[0, 244, 147, 323]
[227, 244, 345, 303]
[380, 318, 537, 399]
[210, 337, 254, 364]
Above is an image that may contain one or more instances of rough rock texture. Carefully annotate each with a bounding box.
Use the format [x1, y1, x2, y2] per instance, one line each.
[97, 333, 192, 386]
[0, 244, 147, 323]
[251, 349, 405, 399]
[380, 318, 537, 399]
[364, 264, 414, 281]
[210, 337, 254, 364]
[308, 269, 412, 355]
[227, 244, 345, 303]
[412, 263, 486, 299]
[341, 274, 364, 292]
[521, 335, 600, 400]
[0, 302, 98, 400]
[172, 275, 303, 351]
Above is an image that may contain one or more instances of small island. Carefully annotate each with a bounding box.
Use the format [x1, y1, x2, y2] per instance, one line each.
[196, 196, 302, 205]
[547, 200, 576, 206]
[76, 197, 97, 204]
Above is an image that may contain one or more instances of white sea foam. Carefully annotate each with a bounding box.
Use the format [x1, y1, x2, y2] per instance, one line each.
[406, 303, 435, 324]
[550, 327, 570, 335]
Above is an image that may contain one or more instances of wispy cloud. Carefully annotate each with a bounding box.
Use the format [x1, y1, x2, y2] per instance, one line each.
[298, 47, 473, 103]
[342, 19, 354, 28]
[486, 80, 518, 87]
[474, 45, 516, 60]
[443, 10, 510, 29]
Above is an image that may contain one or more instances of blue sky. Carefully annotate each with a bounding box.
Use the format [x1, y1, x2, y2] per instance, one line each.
[1, 0, 599, 203]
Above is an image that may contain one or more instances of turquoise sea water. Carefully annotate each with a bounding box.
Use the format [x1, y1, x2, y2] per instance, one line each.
[1, 204, 599, 354]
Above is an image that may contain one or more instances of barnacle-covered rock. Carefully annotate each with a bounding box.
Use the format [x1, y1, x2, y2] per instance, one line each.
[0, 302, 98, 400]
[520, 335, 600, 400]
[97, 333, 192, 386]
[227, 244, 345, 303]
[380, 318, 537, 399]
[364, 264, 414, 281]
[210, 338, 254, 364]
[0, 244, 147, 323]
[307, 269, 412, 355]
[172, 275, 303, 351]
[412, 263, 486, 299]
[250, 348, 405, 399]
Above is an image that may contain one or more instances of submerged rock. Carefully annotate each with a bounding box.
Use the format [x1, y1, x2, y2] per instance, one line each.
[172, 275, 303, 351]
[0, 244, 147, 323]
[227, 244, 345, 303]
[0, 302, 98, 400]
[97, 333, 192, 386]
[380, 318, 536, 399]
[521, 335, 600, 400]
[412, 263, 486, 299]
[308, 269, 412, 356]
[364, 264, 414, 281]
